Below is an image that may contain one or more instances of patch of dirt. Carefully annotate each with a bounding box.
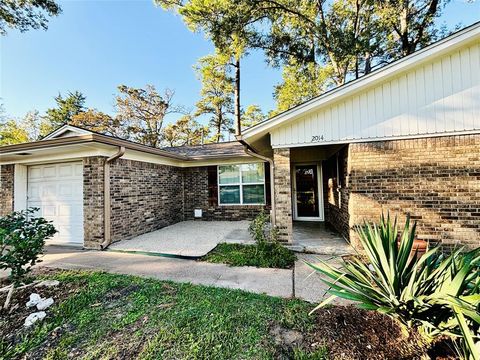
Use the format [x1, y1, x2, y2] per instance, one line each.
[305, 306, 427, 360]
[0, 268, 84, 353]
[271, 324, 304, 347]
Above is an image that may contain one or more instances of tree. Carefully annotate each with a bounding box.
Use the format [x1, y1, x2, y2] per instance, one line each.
[376, 0, 447, 56]
[0, 119, 29, 145]
[241, 104, 266, 129]
[22, 110, 43, 141]
[157, 0, 456, 112]
[43, 91, 86, 135]
[194, 53, 234, 143]
[156, 0, 252, 135]
[0, 0, 61, 35]
[0, 110, 44, 145]
[115, 84, 183, 148]
[70, 109, 125, 138]
[163, 114, 207, 147]
[274, 61, 335, 113]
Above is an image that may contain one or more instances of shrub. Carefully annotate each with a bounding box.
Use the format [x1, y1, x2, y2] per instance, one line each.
[308, 213, 479, 360]
[0, 208, 57, 309]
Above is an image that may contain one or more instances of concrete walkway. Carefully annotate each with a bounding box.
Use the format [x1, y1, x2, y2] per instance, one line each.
[109, 221, 251, 257]
[26, 246, 349, 304]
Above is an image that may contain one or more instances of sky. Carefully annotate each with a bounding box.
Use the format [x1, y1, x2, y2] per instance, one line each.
[1, 0, 480, 126]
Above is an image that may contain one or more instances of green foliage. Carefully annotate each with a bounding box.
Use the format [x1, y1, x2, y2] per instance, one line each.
[163, 113, 207, 147]
[0, 208, 57, 285]
[0, 0, 61, 35]
[44, 91, 86, 134]
[204, 211, 296, 269]
[204, 242, 296, 269]
[274, 61, 336, 114]
[194, 52, 234, 142]
[241, 104, 266, 129]
[0, 110, 44, 145]
[0, 119, 30, 145]
[157, 0, 457, 112]
[70, 109, 125, 138]
[309, 213, 480, 360]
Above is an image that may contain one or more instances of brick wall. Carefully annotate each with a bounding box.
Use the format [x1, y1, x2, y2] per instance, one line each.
[109, 158, 184, 242]
[0, 165, 14, 216]
[273, 148, 293, 243]
[83, 157, 105, 249]
[348, 135, 480, 250]
[183, 166, 266, 221]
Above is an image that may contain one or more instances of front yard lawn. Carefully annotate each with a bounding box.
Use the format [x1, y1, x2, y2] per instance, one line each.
[202, 243, 297, 269]
[1, 269, 429, 359]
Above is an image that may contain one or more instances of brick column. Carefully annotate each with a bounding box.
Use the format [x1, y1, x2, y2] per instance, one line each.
[83, 156, 105, 249]
[0, 165, 14, 216]
[273, 148, 293, 243]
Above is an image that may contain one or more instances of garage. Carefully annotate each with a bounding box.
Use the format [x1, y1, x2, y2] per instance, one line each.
[27, 162, 84, 245]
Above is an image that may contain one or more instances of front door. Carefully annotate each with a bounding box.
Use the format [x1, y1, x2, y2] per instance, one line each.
[293, 164, 324, 221]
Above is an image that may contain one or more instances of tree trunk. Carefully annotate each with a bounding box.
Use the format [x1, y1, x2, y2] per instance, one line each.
[364, 52, 371, 74]
[234, 58, 241, 136]
[216, 110, 222, 143]
[400, 0, 410, 56]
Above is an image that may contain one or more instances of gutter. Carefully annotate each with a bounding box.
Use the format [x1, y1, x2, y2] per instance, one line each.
[0, 134, 190, 161]
[100, 146, 126, 250]
[237, 139, 276, 227]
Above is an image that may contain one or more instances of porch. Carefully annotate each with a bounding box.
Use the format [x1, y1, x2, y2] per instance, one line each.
[290, 222, 353, 255]
[108, 220, 352, 257]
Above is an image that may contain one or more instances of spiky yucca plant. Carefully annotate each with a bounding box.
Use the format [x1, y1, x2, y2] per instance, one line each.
[308, 214, 479, 360]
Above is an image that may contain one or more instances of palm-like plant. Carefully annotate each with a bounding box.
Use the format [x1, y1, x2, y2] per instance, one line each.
[308, 214, 479, 360]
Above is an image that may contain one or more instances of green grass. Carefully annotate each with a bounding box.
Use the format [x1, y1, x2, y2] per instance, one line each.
[1, 270, 326, 360]
[202, 243, 297, 269]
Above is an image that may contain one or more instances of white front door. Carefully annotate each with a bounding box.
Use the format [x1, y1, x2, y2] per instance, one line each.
[293, 164, 324, 221]
[27, 162, 84, 245]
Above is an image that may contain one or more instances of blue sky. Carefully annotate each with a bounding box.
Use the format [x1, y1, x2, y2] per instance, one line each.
[1, 0, 479, 126]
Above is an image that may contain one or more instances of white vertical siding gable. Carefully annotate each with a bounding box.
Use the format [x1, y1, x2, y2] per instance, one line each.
[271, 40, 480, 148]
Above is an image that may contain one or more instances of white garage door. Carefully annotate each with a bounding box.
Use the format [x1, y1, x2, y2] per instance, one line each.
[27, 162, 84, 245]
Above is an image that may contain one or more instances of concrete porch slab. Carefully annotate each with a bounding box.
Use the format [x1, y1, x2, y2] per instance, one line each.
[290, 222, 354, 255]
[109, 220, 251, 257]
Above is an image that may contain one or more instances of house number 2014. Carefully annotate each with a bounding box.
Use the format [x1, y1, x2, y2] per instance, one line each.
[311, 135, 324, 142]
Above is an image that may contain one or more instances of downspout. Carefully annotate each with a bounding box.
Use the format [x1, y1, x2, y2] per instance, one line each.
[237, 139, 276, 227]
[100, 146, 125, 250]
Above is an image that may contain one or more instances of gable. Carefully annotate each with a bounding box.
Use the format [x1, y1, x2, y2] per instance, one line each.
[271, 40, 480, 148]
[42, 125, 93, 140]
[241, 23, 480, 148]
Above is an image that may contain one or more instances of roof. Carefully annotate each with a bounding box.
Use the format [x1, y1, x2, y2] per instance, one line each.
[1, 124, 250, 163]
[162, 141, 247, 159]
[0, 131, 190, 161]
[240, 21, 480, 142]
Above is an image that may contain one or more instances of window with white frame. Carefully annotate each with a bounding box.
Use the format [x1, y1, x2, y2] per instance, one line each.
[218, 163, 265, 205]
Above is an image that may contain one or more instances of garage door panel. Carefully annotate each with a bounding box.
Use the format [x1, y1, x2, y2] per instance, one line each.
[42, 165, 57, 178]
[74, 163, 83, 176]
[27, 162, 84, 245]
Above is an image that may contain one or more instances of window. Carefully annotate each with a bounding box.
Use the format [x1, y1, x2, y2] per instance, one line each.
[218, 163, 265, 205]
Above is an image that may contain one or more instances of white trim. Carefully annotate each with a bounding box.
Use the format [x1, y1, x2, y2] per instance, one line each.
[271, 130, 480, 149]
[292, 163, 324, 221]
[13, 164, 28, 211]
[43, 125, 93, 140]
[217, 163, 266, 206]
[241, 23, 480, 141]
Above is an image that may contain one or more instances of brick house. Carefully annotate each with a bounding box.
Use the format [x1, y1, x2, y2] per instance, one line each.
[1, 23, 479, 251]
